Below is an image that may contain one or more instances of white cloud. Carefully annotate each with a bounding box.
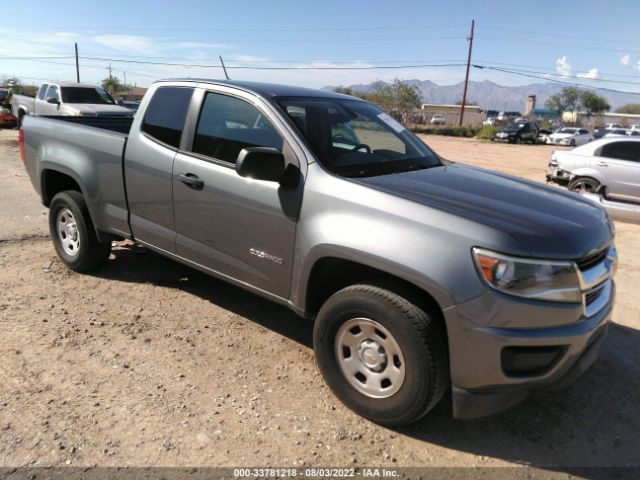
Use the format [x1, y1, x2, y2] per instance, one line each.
[94, 35, 155, 53]
[174, 41, 232, 50]
[621, 54, 630, 66]
[556, 56, 599, 80]
[577, 68, 599, 79]
[556, 56, 574, 77]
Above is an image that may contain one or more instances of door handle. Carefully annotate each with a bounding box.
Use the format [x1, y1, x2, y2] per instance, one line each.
[597, 162, 609, 167]
[177, 173, 204, 190]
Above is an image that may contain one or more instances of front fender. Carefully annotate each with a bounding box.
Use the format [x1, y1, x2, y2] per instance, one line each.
[568, 167, 607, 186]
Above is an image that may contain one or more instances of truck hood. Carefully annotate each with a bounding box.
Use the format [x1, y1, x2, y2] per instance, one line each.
[67, 104, 133, 116]
[352, 163, 613, 259]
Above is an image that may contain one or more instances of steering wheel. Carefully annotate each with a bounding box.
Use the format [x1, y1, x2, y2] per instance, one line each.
[351, 143, 371, 153]
[332, 133, 349, 143]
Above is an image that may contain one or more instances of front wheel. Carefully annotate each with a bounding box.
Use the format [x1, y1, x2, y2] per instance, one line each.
[568, 177, 601, 195]
[313, 285, 449, 426]
[49, 190, 111, 272]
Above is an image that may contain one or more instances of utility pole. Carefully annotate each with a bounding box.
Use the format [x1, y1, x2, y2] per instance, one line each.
[219, 55, 230, 80]
[108, 63, 113, 80]
[459, 19, 475, 126]
[74, 43, 80, 83]
[123, 71, 127, 92]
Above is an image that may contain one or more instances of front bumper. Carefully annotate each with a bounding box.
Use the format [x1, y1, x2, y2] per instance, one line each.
[546, 166, 570, 186]
[443, 248, 615, 419]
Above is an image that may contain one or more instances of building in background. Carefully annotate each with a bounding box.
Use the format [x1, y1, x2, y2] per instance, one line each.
[419, 103, 484, 126]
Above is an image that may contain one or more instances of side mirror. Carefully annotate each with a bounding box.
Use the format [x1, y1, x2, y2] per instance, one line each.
[236, 147, 288, 183]
[46, 96, 59, 104]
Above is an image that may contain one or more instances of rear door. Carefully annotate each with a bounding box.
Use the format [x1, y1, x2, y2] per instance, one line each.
[124, 85, 194, 252]
[172, 87, 304, 299]
[597, 141, 640, 202]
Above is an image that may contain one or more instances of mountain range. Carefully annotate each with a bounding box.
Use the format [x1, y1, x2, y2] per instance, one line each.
[324, 79, 637, 112]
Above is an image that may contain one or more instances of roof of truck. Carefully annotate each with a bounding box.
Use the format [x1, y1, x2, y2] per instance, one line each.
[50, 82, 106, 89]
[156, 78, 360, 101]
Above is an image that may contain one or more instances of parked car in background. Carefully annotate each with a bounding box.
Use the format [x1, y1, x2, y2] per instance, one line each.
[605, 123, 622, 129]
[0, 87, 10, 107]
[547, 137, 640, 223]
[604, 129, 629, 138]
[593, 126, 610, 139]
[482, 117, 497, 126]
[116, 99, 141, 112]
[493, 119, 539, 143]
[0, 106, 17, 128]
[11, 82, 134, 127]
[546, 127, 593, 147]
[627, 130, 640, 137]
[430, 113, 445, 125]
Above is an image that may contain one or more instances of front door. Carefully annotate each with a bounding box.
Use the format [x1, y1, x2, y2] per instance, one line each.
[597, 140, 640, 202]
[172, 89, 303, 299]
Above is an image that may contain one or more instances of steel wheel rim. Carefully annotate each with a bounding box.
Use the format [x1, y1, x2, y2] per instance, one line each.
[335, 318, 406, 398]
[56, 208, 80, 257]
[573, 181, 597, 194]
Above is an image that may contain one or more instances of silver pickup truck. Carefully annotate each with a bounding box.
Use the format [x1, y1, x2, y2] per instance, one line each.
[11, 82, 133, 127]
[20, 79, 617, 425]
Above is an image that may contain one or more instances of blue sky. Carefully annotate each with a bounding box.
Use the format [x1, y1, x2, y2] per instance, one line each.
[1, 0, 639, 92]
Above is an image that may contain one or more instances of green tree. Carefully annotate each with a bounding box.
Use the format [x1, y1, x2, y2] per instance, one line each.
[101, 76, 132, 94]
[545, 86, 581, 113]
[545, 87, 609, 116]
[333, 86, 353, 95]
[363, 79, 422, 118]
[580, 90, 610, 116]
[616, 103, 640, 114]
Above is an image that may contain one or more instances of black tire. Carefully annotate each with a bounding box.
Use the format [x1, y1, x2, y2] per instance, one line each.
[313, 284, 449, 426]
[568, 177, 601, 195]
[570, 139, 576, 147]
[48, 190, 111, 272]
[513, 136, 520, 144]
[17, 111, 25, 129]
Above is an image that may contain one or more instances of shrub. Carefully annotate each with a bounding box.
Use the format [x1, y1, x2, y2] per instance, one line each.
[412, 126, 481, 137]
[475, 125, 500, 140]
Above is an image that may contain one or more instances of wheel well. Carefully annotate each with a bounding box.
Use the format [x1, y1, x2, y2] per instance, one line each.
[41, 170, 82, 207]
[305, 257, 446, 331]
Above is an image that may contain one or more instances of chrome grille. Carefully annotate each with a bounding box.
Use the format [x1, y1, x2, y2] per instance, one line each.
[576, 248, 609, 271]
[585, 285, 605, 306]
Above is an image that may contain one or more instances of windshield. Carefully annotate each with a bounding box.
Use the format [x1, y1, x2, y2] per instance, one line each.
[61, 87, 115, 105]
[558, 128, 577, 134]
[503, 122, 523, 131]
[276, 97, 441, 177]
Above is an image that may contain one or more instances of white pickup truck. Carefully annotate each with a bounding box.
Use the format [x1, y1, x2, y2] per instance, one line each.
[11, 82, 133, 127]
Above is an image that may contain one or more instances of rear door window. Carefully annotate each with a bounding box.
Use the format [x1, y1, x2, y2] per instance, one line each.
[601, 141, 640, 162]
[142, 87, 194, 148]
[192, 92, 283, 164]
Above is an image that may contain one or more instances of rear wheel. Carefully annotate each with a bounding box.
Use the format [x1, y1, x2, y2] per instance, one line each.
[48, 191, 111, 272]
[570, 139, 576, 147]
[569, 177, 601, 195]
[17, 111, 25, 128]
[313, 284, 449, 426]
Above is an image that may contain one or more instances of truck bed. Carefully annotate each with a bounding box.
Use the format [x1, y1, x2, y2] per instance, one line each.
[39, 115, 134, 134]
[22, 115, 133, 239]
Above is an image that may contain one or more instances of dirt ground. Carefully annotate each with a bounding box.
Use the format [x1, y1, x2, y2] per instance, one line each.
[0, 129, 639, 476]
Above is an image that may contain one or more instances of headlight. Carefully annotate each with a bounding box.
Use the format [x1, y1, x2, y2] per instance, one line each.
[472, 248, 581, 302]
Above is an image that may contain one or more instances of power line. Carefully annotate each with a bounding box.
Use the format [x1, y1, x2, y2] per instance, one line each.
[478, 25, 640, 46]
